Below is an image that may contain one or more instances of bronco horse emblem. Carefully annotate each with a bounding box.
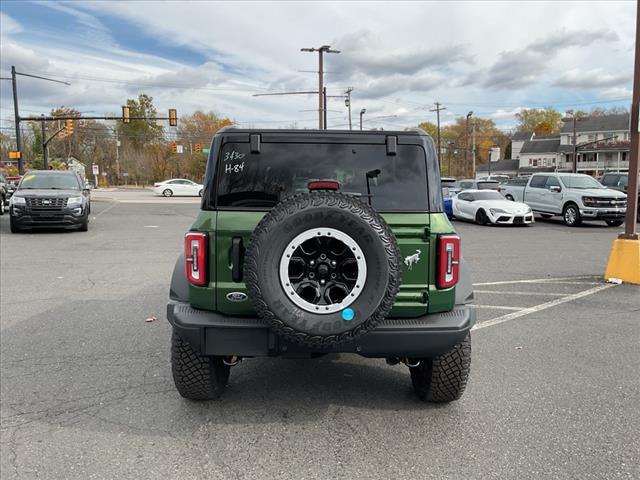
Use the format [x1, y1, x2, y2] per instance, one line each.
[404, 249, 421, 270]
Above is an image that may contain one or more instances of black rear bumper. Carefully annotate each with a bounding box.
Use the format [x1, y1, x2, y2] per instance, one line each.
[167, 302, 475, 358]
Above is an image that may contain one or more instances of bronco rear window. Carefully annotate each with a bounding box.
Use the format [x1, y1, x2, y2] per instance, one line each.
[215, 142, 429, 211]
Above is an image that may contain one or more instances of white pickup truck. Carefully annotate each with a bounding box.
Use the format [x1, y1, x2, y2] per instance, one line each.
[500, 173, 627, 226]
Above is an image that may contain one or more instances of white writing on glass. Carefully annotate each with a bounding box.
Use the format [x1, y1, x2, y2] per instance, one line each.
[224, 151, 245, 162]
[225, 162, 245, 174]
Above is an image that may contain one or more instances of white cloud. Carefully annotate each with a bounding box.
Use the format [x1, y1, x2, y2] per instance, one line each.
[0, 1, 636, 130]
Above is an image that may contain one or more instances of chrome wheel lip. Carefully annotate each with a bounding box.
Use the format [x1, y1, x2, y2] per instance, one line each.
[279, 227, 367, 315]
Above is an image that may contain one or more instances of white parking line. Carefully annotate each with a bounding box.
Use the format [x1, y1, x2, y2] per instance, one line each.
[93, 200, 118, 218]
[474, 290, 568, 297]
[473, 275, 599, 286]
[472, 305, 524, 311]
[472, 284, 614, 331]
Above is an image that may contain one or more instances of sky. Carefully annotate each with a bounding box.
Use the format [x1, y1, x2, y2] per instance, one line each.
[0, 0, 636, 134]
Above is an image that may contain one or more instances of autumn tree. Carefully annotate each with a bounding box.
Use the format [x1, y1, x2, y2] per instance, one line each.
[515, 108, 563, 134]
[175, 110, 233, 180]
[117, 94, 165, 150]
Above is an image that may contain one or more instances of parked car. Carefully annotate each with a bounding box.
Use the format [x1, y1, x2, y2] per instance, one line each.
[0, 174, 9, 215]
[9, 170, 91, 233]
[442, 186, 453, 219]
[441, 176, 461, 194]
[452, 189, 534, 225]
[5, 175, 21, 199]
[458, 179, 500, 191]
[600, 172, 639, 222]
[152, 178, 203, 197]
[478, 175, 510, 184]
[167, 127, 475, 403]
[499, 173, 626, 226]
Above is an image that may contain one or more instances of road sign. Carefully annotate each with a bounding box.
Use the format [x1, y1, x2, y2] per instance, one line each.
[176, 145, 184, 154]
[202, 147, 210, 153]
[92, 164, 99, 175]
[9, 151, 21, 159]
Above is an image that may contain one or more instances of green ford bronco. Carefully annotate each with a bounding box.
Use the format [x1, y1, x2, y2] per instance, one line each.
[167, 128, 475, 403]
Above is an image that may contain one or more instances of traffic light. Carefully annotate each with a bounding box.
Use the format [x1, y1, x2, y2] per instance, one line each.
[194, 143, 201, 153]
[122, 105, 131, 124]
[171, 141, 177, 153]
[65, 119, 74, 136]
[168, 109, 177, 127]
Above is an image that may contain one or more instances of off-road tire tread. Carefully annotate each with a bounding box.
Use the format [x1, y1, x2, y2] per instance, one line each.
[245, 191, 401, 347]
[410, 333, 471, 403]
[171, 332, 229, 400]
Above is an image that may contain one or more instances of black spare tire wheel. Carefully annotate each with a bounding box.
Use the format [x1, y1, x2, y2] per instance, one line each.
[245, 191, 401, 348]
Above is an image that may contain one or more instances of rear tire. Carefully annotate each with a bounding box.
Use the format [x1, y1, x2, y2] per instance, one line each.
[410, 333, 471, 403]
[475, 209, 488, 225]
[563, 204, 582, 226]
[171, 331, 230, 400]
[605, 220, 624, 227]
[198, 189, 203, 197]
[163, 189, 173, 197]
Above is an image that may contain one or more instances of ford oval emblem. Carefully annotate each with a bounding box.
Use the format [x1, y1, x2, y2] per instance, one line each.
[226, 292, 248, 302]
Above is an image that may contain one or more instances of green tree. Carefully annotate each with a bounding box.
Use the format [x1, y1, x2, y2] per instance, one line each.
[417, 121, 438, 139]
[117, 94, 165, 150]
[515, 108, 563, 134]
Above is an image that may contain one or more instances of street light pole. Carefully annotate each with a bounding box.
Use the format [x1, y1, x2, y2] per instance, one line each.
[301, 45, 340, 129]
[472, 119, 477, 178]
[11, 66, 22, 173]
[359, 108, 366, 130]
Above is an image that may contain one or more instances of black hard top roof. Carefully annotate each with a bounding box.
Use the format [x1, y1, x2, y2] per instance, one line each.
[216, 126, 426, 136]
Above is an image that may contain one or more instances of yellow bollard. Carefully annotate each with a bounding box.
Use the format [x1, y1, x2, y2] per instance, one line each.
[604, 238, 640, 285]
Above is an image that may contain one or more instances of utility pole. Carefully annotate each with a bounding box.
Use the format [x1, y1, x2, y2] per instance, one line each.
[41, 115, 48, 169]
[465, 111, 473, 177]
[323, 87, 328, 130]
[301, 45, 340, 129]
[472, 119, 477, 178]
[345, 87, 353, 130]
[360, 108, 366, 131]
[430, 101, 446, 168]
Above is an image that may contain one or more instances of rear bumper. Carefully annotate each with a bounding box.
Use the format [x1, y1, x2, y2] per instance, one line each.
[167, 302, 475, 358]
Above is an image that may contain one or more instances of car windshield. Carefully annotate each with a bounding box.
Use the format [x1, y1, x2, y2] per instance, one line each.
[559, 175, 604, 189]
[216, 142, 429, 211]
[473, 191, 504, 201]
[18, 173, 80, 190]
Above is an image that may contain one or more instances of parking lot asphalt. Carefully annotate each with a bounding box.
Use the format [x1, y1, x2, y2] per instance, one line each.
[1, 194, 638, 480]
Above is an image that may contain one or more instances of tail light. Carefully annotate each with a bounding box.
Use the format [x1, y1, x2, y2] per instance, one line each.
[437, 234, 460, 289]
[185, 232, 208, 286]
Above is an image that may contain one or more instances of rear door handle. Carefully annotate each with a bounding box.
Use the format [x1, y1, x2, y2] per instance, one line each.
[231, 237, 244, 282]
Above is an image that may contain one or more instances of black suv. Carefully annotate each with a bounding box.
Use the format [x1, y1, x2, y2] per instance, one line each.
[9, 170, 91, 233]
[168, 128, 475, 403]
[600, 173, 639, 222]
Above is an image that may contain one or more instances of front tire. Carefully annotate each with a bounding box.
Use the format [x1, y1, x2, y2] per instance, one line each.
[78, 217, 89, 232]
[563, 204, 581, 226]
[198, 189, 203, 197]
[475, 209, 488, 225]
[410, 333, 471, 403]
[9, 216, 20, 233]
[171, 331, 230, 400]
[163, 188, 173, 197]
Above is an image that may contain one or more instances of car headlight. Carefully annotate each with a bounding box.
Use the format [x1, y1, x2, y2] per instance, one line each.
[582, 196, 596, 206]
[10, 196, 25, 206]
[489, 208, 508, 215]
[67, 196, 83, 206]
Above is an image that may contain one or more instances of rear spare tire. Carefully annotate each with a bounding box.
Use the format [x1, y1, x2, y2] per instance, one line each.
[245, 191, 401, 348]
